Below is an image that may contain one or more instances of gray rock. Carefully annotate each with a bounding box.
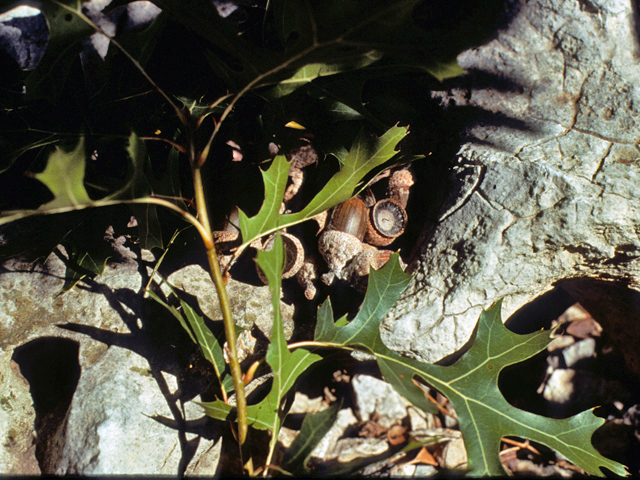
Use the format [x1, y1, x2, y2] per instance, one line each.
[0, 242, 223, 475]
[385, 0, 640, 376]
[331, 437, 389, 464]
[0, 7, 47, 70]
[310, 407, 358, 461]
[351, 374, 409, 428]
[442, 437, 467, 470]
[562, 337, 596, 368]
[0, 1, 162, 73]
[0, 353, 39, 474]
[44, 346, 210, 475]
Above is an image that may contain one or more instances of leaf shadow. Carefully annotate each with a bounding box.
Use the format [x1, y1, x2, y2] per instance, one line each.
[52, 261, 226, 476]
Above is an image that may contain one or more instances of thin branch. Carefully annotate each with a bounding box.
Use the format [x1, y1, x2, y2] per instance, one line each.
[139, 136, 187, 153]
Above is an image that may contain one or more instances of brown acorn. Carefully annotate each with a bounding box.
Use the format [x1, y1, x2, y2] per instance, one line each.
[365, 198, 407, 247]
[318, 197, 368, 285]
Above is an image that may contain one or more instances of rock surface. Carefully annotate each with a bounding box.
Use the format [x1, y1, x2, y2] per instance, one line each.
[385, 0, 640, 377]
[0, 241, 225, 475]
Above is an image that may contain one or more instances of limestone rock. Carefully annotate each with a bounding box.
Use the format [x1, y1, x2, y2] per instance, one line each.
[385, 0, 640, 378]
[351, 375, 409, 428]
[0, 247, 223, 475]
[44, 346, 207, 474]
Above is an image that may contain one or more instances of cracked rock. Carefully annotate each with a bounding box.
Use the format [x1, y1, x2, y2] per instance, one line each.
[384, 0, 640, 382]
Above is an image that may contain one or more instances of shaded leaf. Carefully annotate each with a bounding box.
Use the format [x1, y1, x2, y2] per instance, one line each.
[264, 52, 383, 99]
[107, 8, 166, 68]
[54, 241, 110, 293]
[151, 0, 473, 101]
[146, 281, 229, 393]
[281, 402, 341, 475]
[146, 288, 196, 344]
[20, 0, 95, 100]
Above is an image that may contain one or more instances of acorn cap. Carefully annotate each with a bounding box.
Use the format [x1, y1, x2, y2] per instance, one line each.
[318, 229, 364, 284]
[256, 232, 305, 282]
[387, 169, 414, 209]
[365, 199, 407, 247]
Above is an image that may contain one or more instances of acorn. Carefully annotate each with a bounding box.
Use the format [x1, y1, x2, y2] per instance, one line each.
[364, 198, 407, 247]
[318, 197, 368, 285]
[345, 247, 395, 293]
[296, 255, 321, 300]
[387, 168, 414, 209]
[256, 232, 305, 283]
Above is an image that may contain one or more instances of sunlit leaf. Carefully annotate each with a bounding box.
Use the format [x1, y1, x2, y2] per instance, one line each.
[200, 234, 321, 444]
[237, 155, 290, 250]
[314, 266, 629, 477]
[32, 137, 91, 209]
[237, 125, 415, 251]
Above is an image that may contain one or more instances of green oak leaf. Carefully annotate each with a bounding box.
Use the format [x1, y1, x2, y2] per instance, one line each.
[146, 283, 230, 393]
[281, 402, 341, 475]
[315, 266, 628, 477]
[407, 302, 628, 476]
[124, 132, 166, 250]
[14, 0, 96, 101]
[149, 0, 475, 100]
[32, 136, 92, 209]
[0, 133, 154, 223]
[237, 154, 290, 251]
[315, 254, 437, 415]
[237, 125, 414, 251]
[199, 234, 321, 442]
[283, 125, 410, 218]
[264, 52, 384, 99]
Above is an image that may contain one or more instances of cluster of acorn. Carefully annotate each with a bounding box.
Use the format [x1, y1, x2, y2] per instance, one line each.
[211, 135, 413, 299]
[213, 170, 413, 300]
[308, 168, 413, 296]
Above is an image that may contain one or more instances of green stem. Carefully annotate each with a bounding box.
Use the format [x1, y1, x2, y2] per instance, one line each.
[191, 166, 248, 446]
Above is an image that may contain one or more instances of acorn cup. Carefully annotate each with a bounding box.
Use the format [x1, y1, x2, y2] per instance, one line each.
[364, 198, 408, 247]
[256, 232, 305, 283]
